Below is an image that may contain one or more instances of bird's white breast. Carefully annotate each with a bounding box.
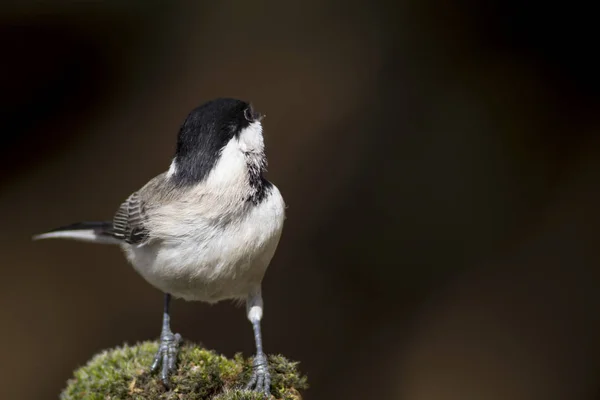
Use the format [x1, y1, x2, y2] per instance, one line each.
[121, 185, 285, 302]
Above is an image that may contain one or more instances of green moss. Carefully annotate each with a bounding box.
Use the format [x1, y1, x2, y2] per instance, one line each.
[60, 341, 308, 400]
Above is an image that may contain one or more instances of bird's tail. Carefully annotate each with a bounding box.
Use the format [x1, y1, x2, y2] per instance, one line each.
[32, 221, 122, 245]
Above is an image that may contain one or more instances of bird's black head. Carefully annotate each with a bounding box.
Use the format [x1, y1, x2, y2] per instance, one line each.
[171, 98, 264, 186]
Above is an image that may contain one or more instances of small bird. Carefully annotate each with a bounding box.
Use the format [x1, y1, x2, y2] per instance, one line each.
[33, 98, 286, 395]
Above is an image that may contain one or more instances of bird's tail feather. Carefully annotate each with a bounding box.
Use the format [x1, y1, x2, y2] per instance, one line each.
[32, 221, 122, 244]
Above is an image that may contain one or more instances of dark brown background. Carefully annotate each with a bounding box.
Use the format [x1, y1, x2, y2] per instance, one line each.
[1, 1, 600, 399]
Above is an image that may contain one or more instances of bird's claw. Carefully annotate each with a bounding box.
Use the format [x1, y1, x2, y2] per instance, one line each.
[150, 331, 182, 388]
[245, 352, 271, 397]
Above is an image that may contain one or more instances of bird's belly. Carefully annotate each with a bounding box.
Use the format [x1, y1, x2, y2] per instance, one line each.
[123, 192, 285, 302]
[141, 237, 278, 302]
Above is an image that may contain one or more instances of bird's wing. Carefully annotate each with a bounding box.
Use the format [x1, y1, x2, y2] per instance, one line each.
[112, 191, 149, 244]
[112, 172, 174, 245]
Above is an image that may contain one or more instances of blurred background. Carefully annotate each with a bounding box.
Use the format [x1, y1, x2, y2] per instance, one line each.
[1, 1, 599, 399]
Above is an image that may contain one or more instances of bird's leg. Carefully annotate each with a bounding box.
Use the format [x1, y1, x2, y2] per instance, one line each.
[150, 293, 182, 388]
[245, 289, 271, 396]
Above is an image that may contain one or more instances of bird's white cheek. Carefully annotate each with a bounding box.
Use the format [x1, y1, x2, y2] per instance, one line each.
[238, 121, 264, 153]
[166, 159, 177, 178]
[205, 140, 247, 187]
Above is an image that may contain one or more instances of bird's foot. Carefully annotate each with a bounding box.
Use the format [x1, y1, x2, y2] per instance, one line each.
[245, 352, 271, 396]
[150, 331, 182, 388]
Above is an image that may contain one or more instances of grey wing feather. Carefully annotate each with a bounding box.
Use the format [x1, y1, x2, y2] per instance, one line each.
[112, 192, 149, 244]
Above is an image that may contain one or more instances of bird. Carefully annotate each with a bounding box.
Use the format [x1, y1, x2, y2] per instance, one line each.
[33, 98, 286, 396]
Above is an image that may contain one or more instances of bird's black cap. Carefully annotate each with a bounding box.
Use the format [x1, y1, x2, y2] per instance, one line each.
[172, 98, 261, 186]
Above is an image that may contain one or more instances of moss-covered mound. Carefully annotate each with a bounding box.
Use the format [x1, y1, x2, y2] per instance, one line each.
[60, 341, 308, 400]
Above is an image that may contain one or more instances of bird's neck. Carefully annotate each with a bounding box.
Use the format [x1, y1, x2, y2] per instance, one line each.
[199, 143, 268, 203]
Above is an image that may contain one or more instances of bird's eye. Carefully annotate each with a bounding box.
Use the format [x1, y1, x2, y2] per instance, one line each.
[244, 106, 255, 122]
